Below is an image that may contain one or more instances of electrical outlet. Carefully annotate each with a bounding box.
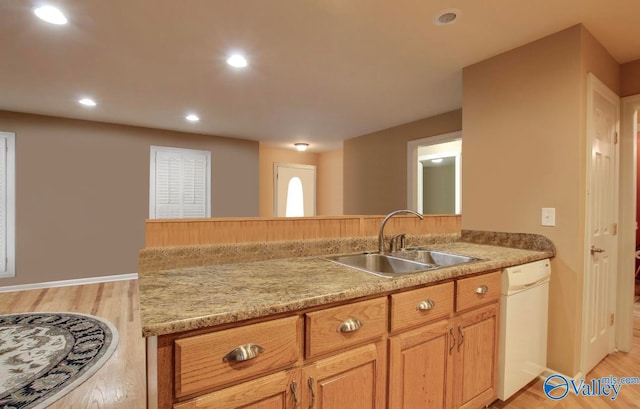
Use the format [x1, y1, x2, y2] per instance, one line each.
[541, 208, 555, 226]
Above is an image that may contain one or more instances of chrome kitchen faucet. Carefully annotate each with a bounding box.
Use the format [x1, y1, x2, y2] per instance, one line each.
[378, 209, 423, 254]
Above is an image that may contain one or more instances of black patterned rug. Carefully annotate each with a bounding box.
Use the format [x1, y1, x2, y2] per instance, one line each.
[0, 312, 119, 409]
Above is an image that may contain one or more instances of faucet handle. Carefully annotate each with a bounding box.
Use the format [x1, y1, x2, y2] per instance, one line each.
[390, 234, 407, 252]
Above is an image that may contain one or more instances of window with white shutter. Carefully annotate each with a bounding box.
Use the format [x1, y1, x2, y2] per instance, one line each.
[0, 132, 16, 278]
[149, 146, 211, 219]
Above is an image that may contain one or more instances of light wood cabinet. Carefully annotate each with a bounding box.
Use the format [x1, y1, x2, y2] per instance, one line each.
[389, 281, 454, 332]
[388, 272, 500, 409]
[456, 271, 501, 311]
[174, 316, 301, 397]
[305, 297, 387, 359]
[388, 319, 453, 409]
[153, 272, 502, 409]
[302, 341, 386, 409]
[173, 369, 300, 409]
[452, 303, 499, 409]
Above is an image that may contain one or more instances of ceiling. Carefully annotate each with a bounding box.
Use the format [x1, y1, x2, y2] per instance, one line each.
[1, 1, 639, 152]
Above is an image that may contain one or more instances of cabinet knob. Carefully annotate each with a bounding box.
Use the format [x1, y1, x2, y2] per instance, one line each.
[417, 299, 436, 311]
[475, 285, 489, 295]
[223, 343, 265, 363]
[337, 317, 363, 333]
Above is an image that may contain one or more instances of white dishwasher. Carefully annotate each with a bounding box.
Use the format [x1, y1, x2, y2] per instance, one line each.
[497, 258, 551, 401]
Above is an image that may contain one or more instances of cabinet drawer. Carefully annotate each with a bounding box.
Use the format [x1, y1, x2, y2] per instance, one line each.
[174, 316, 301, 398]
[456, 271, 501, 311]
[390, 281, 454, 332]
[173, 369, 299, 409]
[305, 297, 387, 358]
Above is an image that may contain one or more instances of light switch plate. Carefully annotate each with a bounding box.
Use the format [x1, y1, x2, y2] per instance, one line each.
[541, 208, 555, 226]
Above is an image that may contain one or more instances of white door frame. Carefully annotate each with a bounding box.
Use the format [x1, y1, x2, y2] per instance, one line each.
[407, 131, 462, 212]
[616, 94, 640, 353]
[0, 132, 15, 278]
[273, 162, 317, 217]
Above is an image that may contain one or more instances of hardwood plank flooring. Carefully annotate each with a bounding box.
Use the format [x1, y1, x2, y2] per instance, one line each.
[1, 281, 639, 408]
[0, 280, 146, 408]
[491, 313, 640, 409]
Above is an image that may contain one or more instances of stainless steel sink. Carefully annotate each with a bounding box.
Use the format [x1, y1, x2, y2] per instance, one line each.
[324, 248, 481, 278]
[393, 247, 480, 267]
[324, 253, 436, 278]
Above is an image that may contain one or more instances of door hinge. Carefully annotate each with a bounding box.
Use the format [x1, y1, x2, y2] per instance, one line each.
[614, 132, 619, 144]
[612, 223, 618, 236]
[610, 313, 615, 326]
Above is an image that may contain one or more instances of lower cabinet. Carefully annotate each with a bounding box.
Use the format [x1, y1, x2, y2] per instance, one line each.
[172, 369, 300, 409]
[302, 341, 386, 409]
[388, 271, 501, 409]
[452, 303, 499, 409]
[155, 272, 502, 409]
[388, 319, 453, 409]
[173, 341, 386, 409]
[389, 303, 499, 409]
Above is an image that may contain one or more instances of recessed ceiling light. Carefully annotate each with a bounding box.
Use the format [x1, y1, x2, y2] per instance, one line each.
[226, 54, 248, 68]
[78, 98, 97, 107]
[294, 143, 309, 152]
[433, 8, 460, 26]
[431, 158, 444, 164]
[185, 114, 200, 122]
[33, 5, 68, 25]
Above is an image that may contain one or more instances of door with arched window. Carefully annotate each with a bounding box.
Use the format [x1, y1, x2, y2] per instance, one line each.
[274, 163, 316, 217]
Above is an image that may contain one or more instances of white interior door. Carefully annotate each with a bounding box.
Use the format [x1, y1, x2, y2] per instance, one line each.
[582, 74, 619, 374]
[274, 163, 316, 217]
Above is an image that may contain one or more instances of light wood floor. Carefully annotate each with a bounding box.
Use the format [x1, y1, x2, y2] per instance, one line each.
[1, 280, 639, 409]
[0, 280, 146, 408]
[491, 314, 640, 408]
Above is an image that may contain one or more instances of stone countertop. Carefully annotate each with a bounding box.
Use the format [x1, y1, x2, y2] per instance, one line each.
[139, 241, 552, 337]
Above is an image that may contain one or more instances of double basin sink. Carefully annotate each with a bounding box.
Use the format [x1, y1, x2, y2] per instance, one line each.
[325, 247, 481, 278]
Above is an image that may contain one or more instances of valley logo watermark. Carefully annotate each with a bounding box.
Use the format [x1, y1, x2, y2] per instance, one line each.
[544, 374, 640, 401]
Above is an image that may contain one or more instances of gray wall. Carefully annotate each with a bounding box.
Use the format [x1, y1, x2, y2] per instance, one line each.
[0, 110, 259, 286]
[422, 161, 455, 214]
[343, 110, 462, 214]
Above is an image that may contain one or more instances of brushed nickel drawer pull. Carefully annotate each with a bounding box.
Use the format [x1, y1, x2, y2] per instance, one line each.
[475, 285, 489, 295]
[337, 317, 363, 333]
[223, 343, 265, 363]
[417, 299, 436, 311]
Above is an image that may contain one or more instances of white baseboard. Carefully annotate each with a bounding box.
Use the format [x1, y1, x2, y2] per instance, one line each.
[0, 273, 138, 293]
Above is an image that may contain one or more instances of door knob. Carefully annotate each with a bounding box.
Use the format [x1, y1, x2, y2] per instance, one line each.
[590, 245, 605, 255]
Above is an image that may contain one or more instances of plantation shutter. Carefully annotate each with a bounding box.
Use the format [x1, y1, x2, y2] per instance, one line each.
[0, 136, 6, 273]
[152, 147, 210, 219]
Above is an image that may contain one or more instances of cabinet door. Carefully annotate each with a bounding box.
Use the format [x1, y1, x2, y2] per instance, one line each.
[173, 369, 301, 409]
[389, 319, 454, 409]
[302, 342, 386, 409]
[452, 303, 499, 409]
